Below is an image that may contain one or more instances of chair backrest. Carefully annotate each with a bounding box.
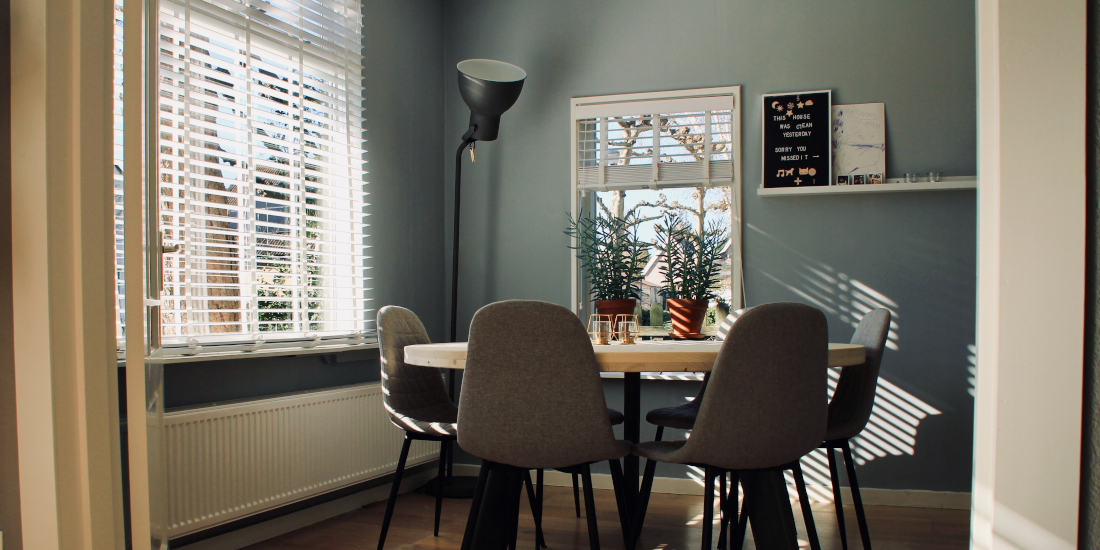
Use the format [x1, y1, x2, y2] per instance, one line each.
[458, 300, 623, 469]
[826, 308, 891, 441]
[692, 308, 749, 402]
[681, 302, 829, 470]
[377, 306, 455, 428]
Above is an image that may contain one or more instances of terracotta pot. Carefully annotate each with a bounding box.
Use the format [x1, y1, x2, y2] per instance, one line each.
[595, 298, 638, 319]
[666, 298, 709, 337]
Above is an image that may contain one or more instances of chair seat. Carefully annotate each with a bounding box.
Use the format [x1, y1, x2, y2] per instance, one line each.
[632, 440, 688, 463]
[608, 408, 625, 426]
[645, 401, 701, 430]
[388, 404, 459, 437]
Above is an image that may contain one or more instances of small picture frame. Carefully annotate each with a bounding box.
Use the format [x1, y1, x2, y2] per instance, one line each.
[836, 175, 850, 186]
[853, 174, 866, 185]
[868, 173, 883, 185]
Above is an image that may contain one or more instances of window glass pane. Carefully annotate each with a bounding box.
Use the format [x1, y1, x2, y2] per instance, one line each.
[593, 186, 735, 322]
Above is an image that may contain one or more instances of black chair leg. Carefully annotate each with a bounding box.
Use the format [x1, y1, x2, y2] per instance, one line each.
[377, 434, 412, 550]
[572, 472, 582, 517]
[523, 470, 545, 549]
[735, 491, 749, 550]
[793, 461, 821, 550]
[718, 471, 727, 549]
[459, 460, 493, 550]
[634, 458, 658, 543]
[581, 464, 601, 550]
[536, 469, 547, 548]
[608, 459, 634, 549]
[434, 440, 448, 536]
[827, 447, 849, 550]
[843, 443, 873, 550]
[702, 466, 716, 550]
[654, 425, 664, 442]
[723, 471, 740, 550]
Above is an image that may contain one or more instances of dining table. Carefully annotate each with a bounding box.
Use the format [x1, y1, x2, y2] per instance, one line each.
[404, 339, 866, 550]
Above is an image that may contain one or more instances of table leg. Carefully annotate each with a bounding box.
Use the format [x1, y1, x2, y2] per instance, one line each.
[623, 372, 641, 507]
[739, 470, 800, 550]
[460, 461, 523, 550]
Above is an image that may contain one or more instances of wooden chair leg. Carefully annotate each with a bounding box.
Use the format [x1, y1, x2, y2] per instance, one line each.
[843, 443, 873, 550]
[654, 425, 665, 442]
[581, 464, 601, 550]
[793, 461, 821, 550]
[377, 434, 412, 550]
[572, 472, 582, 517]
[827, 447, 849, 550]
[702, 466, 716, 550]
[609, 459, 634, 549]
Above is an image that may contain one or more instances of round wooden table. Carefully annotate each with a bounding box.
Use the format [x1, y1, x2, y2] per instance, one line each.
[405, 339, 866, 550]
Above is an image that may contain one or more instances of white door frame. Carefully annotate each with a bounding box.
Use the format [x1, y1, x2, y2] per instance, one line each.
[972, 1, 1086, 548]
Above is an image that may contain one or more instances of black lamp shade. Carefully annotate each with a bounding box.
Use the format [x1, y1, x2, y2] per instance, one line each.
[457, 59, 526, 141]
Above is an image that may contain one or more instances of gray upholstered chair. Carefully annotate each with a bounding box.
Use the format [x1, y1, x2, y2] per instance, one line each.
[458, 300, 634, 550]
[375, 306, 458, 550]
[641, 308, 744, 546]
[804, 308, 891, 550]
[633, 303, 828, 550]
[645, 308, 747, 442]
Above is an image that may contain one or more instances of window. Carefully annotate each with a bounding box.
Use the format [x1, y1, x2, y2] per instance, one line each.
[116, 0, 370, 353]
[570, 87, 743, 319]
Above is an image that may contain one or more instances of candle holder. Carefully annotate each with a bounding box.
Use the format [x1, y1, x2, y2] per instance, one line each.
[616, 315, 640, 344]
[588, 314, 613, 345]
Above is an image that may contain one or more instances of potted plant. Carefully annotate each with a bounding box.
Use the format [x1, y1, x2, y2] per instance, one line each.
[566, 212, 648, 318]
[654, 212, 729, 338]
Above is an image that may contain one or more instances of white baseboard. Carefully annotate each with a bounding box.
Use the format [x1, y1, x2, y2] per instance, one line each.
[180, 469, 438, 550]
[452, 464, 970, 510]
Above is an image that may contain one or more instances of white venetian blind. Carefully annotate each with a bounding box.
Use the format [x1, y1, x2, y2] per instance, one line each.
[575, 94, 736, 191]
[150, 0, 369, 346]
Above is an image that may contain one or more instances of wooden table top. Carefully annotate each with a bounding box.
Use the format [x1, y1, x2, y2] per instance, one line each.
[404, 340, 866, 373]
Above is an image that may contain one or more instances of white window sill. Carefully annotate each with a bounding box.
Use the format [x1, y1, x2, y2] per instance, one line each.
[117, 341, 379, 366]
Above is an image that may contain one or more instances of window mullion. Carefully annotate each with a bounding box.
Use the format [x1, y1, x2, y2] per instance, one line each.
[297, 19, 308, 334]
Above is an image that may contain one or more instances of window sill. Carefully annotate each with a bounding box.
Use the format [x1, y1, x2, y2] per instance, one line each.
[117, 341, 379, 366]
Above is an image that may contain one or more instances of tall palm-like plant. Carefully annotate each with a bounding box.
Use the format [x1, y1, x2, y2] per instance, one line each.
[654, 212, 728, 300]
[565, 212, 648, 301]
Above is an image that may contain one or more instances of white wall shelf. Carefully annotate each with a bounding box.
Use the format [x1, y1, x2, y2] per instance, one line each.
[757, 176, 977, 197]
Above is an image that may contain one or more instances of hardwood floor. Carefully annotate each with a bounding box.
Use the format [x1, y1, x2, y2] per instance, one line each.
[244, 485, 970, 550]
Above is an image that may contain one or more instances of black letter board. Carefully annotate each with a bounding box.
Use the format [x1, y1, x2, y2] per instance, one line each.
[762, 90, 831, 188]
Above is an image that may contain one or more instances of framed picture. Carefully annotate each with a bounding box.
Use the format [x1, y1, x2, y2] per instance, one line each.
[833, 103, 886, 182]
[762, 90, 832, 188]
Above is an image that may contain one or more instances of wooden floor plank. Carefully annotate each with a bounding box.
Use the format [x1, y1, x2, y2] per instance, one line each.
[243, 485, 970, 550]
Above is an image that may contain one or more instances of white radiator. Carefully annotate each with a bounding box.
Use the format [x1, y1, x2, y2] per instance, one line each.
[164, 383, 439, 538]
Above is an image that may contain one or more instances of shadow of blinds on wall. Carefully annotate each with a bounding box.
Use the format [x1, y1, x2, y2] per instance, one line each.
[119, 0, 370, 352]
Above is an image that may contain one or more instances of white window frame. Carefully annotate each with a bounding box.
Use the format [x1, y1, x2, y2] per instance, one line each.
[569, 86, 744, 316]
[118, 0, 375, 361]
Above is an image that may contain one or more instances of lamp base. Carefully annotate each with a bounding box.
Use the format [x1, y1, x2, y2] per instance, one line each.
[424, 475, 479, 498]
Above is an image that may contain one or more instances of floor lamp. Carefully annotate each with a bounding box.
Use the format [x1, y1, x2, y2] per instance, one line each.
[437, 59, 526, 497]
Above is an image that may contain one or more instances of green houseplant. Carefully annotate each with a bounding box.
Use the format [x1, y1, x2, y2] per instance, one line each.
[654, 212, 729, 337]
[566, 212, 648, 317]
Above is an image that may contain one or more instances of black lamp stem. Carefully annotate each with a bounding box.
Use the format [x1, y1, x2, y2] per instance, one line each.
[448, 125, 477, 402]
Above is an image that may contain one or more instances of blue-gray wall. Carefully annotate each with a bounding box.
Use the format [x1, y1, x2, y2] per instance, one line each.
[441, 0, 976, 493]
